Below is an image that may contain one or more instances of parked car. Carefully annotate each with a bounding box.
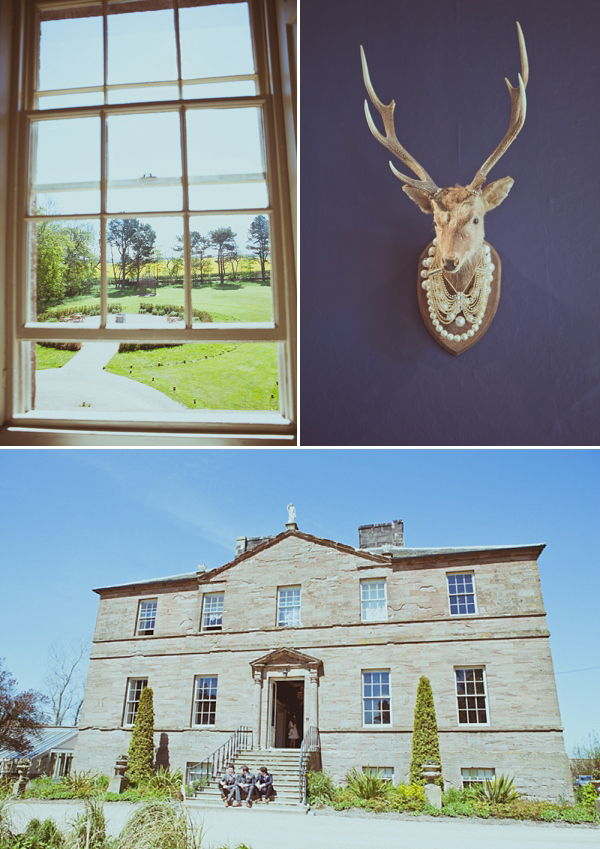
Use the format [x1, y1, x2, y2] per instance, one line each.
[573, 775, 594, 788]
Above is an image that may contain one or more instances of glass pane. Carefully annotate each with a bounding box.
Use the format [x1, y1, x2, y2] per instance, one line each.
[107, 217, 184, 328]
[37, 91, 105, 110]
[108, 3, 177, 86]
[179, 2, 254, 80]
[108, 85, 179, 104]
[189, 214, 272, 325]
[107, 113, 182, 212]
[183, 80, 256, 99]
[187, 108, 267, 210]
[31, 118, 101, 215]
[30, 219, 101, 325]
[33, 341, 279, 413]
[38, 5, 103, 93]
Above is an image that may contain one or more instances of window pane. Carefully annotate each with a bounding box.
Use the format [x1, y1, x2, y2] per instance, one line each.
[38, 6, 103, 93]
[32, 118, 101, 215]
[106, 216, 185, 328]
[30, 220, 101, 325]
[107, 113, 182, 213]
[183, 80, 256, 100]
[186, 108, 267, 210]
[179, 2, 255, 80]
[107, 3, 177, 86]
[107, 85, 180, 105]
[190, 214, 272, 325]
[37, 92, 105, 110]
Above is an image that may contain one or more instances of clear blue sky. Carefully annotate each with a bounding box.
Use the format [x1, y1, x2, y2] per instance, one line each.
[0, 449, 597, 754]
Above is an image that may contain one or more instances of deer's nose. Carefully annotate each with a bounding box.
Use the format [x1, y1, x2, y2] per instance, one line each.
[443, 257, 460, 273]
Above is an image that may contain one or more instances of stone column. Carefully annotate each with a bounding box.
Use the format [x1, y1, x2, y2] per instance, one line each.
[308, 668, 318, 730]
[253, 670, 263, 749]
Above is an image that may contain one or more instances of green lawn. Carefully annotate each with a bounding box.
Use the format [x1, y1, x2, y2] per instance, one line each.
[105, 342, 279, 410]
[45, 281, 272, 323]
[35, 344, 78, 370]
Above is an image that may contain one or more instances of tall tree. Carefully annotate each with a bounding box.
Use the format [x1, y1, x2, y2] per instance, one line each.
[63, 224, 98, 298]
[36, 221, 67, 308]
[107, 219, 140, 287]
[44, 639, 89, 726]
[409, 676, 443, 786]
[128, 222, 156, 282]
[0, 659, 47, 754]
[209, 227, 237, 285]
[127, 687, 155, 785]
[173, 232, 212, 286]
[247, 215, 269, 281]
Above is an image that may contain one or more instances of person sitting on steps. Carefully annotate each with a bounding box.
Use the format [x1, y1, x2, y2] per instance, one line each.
[218, 764, 236, 804]
[231, 765, 255, 807]
[253, 766, 274, 803]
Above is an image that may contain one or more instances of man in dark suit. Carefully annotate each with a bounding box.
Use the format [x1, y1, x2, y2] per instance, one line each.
[253, 766, 274, 803]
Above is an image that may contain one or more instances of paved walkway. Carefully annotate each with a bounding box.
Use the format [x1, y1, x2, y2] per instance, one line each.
[7, 801, 599, 849]
[35, 315, 185, 413]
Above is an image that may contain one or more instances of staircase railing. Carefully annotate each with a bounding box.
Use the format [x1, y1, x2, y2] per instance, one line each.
[298, 726, 320, 804]
[186, 725, 253, 793]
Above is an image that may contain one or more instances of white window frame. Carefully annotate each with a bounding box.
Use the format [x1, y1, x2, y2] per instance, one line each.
[201, 592, 224, 632]
[360, 578, 387, 622]
[362, 766, 394, 782]
[446, 571, 477, 616]
[0, 0, 296, 446]
[124, 677, 148, 726]
[461, 767, 495, 788]
[361, 669, 392, 727]
[454, 667, 489, 726]
[277, 584, 300, 627]
[192, 675, 218, 726]
[136, 598, 157, 636]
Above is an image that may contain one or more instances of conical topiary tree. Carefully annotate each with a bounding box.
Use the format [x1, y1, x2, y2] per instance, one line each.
[409, 676, 443, 787]
[127, 686, 154, 785]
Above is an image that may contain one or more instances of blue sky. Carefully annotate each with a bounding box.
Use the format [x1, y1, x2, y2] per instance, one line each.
[0, 449, 597, 753]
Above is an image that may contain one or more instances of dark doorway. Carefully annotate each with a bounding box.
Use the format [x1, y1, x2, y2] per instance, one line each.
[271, 679, 304, 748]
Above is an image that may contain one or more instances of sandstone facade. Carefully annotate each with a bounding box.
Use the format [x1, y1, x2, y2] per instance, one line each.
[74, 525, 573, 800]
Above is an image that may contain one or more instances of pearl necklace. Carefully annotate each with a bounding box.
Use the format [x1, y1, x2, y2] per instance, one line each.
[420, 241, 494, 342]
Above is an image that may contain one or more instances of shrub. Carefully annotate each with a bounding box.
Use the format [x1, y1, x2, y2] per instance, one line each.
[578, 782, 599, 810]
[25, 777, 74, 800]
[114, 801, 201, 849]
[61, 771, 107, 798]
[469, 774, 520, 804]
[409, 676, 443, 787]
[70, 798, 109, 849]
[307, 771, 335, 806]
[23, 817, 66, 848]
[139, 767, 183, 798]
[387, 783, 426, 812]
[127, 687, 154, 786]
[345, 767, 387, 800]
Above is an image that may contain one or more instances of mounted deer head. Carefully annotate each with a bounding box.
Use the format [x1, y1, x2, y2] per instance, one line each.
[361, 22, 528, 354]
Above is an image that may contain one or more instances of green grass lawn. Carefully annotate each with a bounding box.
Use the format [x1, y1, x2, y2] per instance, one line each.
[35, 344, 78, 370]
[47, 281, 272, 323]
[105, 342, 279, 410]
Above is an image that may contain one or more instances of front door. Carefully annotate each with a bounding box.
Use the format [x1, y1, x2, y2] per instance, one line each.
[270, 679, 304, 748]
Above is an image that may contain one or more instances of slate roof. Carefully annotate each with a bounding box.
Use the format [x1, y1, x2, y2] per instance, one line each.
[0, 726, 78, 761]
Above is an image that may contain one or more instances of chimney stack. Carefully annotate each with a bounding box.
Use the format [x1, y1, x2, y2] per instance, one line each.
[358, 520, 404, 550]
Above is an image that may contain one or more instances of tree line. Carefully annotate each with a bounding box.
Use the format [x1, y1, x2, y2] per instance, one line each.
[36, 215, 270, 309]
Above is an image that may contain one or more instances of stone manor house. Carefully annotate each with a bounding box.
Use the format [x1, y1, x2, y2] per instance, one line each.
[73, 519, 573, 800]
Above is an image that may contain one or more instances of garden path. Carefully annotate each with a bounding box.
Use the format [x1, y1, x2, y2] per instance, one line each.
[35, 333, 185, 413]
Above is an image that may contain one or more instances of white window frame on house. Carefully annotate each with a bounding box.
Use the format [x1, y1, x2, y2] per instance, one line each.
[362, 766, 394, 782]
[461, 767, 495, 788]
[192, 675, 218, 726]
[455, 667, 489, 726]
[136, 598, 157, 636]
[446, 572, 477, 615]
[123, 677, 148, 726]
[201, 592, 224, 632]
[0, 0, 296, 446]
[276, 584, 300, 627]
[360, 578, 387, 622]
[362, 669, 392, 727]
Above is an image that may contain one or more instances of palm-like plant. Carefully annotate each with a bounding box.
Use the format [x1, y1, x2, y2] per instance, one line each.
[345, 767, 388, 800]
[469, 774, 520, 803]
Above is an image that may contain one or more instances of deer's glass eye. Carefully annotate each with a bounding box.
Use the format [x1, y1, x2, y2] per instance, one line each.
[473, 217, 480, 224]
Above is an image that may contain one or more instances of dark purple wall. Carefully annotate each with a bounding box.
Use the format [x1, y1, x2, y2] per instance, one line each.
[300, 0, 600, 445]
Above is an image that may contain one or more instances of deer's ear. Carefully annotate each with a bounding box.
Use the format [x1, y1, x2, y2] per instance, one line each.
[481, 177, 514, 211]
[403, 185, 434, 214]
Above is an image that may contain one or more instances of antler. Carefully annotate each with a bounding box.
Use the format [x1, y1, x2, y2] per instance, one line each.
[360, 45, 440, 195]
[468, 22, 529, 191]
